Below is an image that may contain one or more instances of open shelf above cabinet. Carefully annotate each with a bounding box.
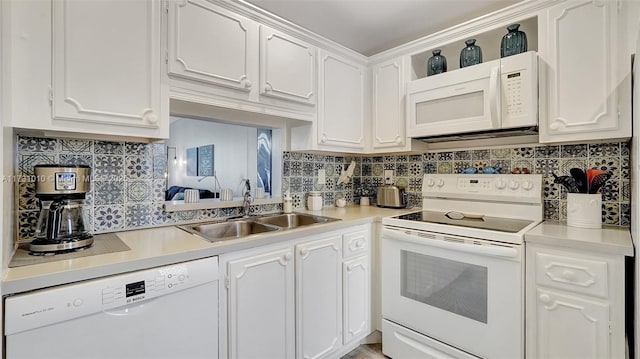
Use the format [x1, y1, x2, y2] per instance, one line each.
[410, 17, 538, 80]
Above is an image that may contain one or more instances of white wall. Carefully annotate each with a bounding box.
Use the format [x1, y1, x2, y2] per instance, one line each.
[167, 117, 258, 197]
[630, 2, 640, 356]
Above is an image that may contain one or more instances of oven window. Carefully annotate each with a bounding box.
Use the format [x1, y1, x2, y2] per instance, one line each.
[401, 250, 487, 323]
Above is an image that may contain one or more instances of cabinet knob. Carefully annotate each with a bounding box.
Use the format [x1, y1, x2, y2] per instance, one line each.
[539, 294, 551, 303]
[395, 136, 404, 145]
[549, 120, 563, 131]
[144, 112, 158, 124]
[320, 134, 328, 143]
[355, 240, 364, 248]
[299, 248, 309, 256]
[347, 264, 354, 272]
[282, 252, 292, 262]
[264, 83, 273, 92]
[243, 79, 252, 89]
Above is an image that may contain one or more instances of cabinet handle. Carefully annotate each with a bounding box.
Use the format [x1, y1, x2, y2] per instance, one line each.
[347, 264, 354, 272]
[355, 240, 364, 248]
[539, 294, 551, 303]
[282, 252, 292, 262]
[562, 270, 577, 281]
[243, 79, 252, 89]
[264, 83, 273, 92]
[395, 136, 403, 145]
[320, 134, 328, 143]
[299, 248, 309, 256]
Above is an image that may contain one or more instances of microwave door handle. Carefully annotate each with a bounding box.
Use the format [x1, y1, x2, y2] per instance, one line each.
[382, 228, 518, 258]
[489, 66, 501, 127]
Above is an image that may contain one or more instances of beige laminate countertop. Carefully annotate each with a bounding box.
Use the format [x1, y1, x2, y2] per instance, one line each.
[2, 205, 415, 295]
[525, 220, 634, 257]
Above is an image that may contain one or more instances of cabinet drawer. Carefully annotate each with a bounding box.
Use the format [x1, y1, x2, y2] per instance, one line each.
[535, 252, 608, 298]
[343, 230, 368, 258]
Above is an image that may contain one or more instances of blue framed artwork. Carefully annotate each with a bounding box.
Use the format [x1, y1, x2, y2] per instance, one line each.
[186, 144, 215, 177]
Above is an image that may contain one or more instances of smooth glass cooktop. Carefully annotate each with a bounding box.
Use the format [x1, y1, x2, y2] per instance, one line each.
[393, 210, 534, 233]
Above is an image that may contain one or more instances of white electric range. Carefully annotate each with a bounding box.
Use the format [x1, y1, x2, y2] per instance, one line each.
[381, 173, 543, 359]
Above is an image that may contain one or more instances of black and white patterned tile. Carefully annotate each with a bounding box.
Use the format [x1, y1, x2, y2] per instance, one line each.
[125, 203, 153, 227]
[125, 156, 152, 180]
[94, 141, 124, 155]
[535, 145, 559, 158]
[59, 154, 93, 166]
[94, 155, 125, 181]
[94, 205, 125, 232]
[18, 137, 58, 153]
[60, 139, 92, 153]
[126, 180, 152, 203]
[94, 181, 125, 205]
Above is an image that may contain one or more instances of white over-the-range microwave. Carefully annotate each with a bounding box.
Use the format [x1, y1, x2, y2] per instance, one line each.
[407, 51, 537, 140]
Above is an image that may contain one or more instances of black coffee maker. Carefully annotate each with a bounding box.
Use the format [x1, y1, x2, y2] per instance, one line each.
[31, 165, 93, 253]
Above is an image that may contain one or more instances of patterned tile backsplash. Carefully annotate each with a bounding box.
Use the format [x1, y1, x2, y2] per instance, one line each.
[283, 141, 630, 227]
[15, 135, 630, 242]
[15, 135, 281, 243]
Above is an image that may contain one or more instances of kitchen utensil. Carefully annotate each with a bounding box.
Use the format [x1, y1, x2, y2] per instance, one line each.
[586, 168, 606, 188]
[552, 173, 580, 193]
[569, 168, 587, 193]
[588, 172, 612, 194]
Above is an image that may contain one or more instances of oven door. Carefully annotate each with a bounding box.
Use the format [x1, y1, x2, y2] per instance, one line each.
[382, 227, 523, 359]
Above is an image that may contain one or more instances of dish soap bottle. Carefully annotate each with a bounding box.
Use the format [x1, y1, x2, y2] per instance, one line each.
[283, 191, 293, 213]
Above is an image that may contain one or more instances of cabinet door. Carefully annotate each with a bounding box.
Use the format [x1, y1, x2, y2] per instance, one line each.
[371, 58, 406, 150]
[318, 50, 366, 150]
[296, 236, 342, 359]
[533, 288, 610, 359]
[227, 247, 295, 359]
[260, 26, 316, 105]
[51, 0, 163, 132]
[539, 0, 628, 142]
[343, 255, 370, 344]
[168, 0, 257, 91]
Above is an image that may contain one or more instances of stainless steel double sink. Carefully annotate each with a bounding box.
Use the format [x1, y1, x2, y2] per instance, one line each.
[178, 213, 340, 243]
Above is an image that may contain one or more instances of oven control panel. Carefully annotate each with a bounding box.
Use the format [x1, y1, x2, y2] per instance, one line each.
[422, 174, 542, 204]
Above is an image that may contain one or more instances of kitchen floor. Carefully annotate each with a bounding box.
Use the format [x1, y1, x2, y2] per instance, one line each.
[341, 343, 387, 359]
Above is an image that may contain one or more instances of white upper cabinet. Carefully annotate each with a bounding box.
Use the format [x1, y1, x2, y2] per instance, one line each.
[260, 25, 317, 105]
[4, 0, 167, 139]
[317, 50, 367, 150]
[538, 0, 630, 143]
[371, 58, 406, 151]
[167, 0, 257, 92]
[52, 0, 163, 132]
[166, 0, 316, 121]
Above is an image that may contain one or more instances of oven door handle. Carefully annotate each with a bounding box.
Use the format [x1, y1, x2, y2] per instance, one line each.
[382, 228, 519, 258]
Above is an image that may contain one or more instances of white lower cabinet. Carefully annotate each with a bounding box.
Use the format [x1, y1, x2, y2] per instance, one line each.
[343, 255, 370, 344]
[220, 225, 371, 359]
[526, 243, 626, 359]
[296, 236, 342, 359]
[226, 247, 295, 359]
[534, 288, 610, 359]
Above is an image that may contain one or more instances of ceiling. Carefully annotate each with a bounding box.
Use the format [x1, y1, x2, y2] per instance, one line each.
[245, 0, 523, 56]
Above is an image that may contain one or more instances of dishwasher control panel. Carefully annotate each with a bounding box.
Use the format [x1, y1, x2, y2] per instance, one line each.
[5, 257, 219, 335]
[100, 261, 191, 308]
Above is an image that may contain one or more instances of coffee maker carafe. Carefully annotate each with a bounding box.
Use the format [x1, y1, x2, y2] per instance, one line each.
[31, 165, 93, 253]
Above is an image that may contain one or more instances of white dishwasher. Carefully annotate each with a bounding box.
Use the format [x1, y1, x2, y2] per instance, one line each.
[4, 256, 219, 359]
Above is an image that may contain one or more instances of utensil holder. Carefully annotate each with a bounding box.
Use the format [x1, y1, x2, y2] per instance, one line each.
[567, 193, 602, 229]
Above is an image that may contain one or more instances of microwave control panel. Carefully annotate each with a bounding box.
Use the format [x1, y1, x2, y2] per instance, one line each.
[504, 72, 524, 117]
